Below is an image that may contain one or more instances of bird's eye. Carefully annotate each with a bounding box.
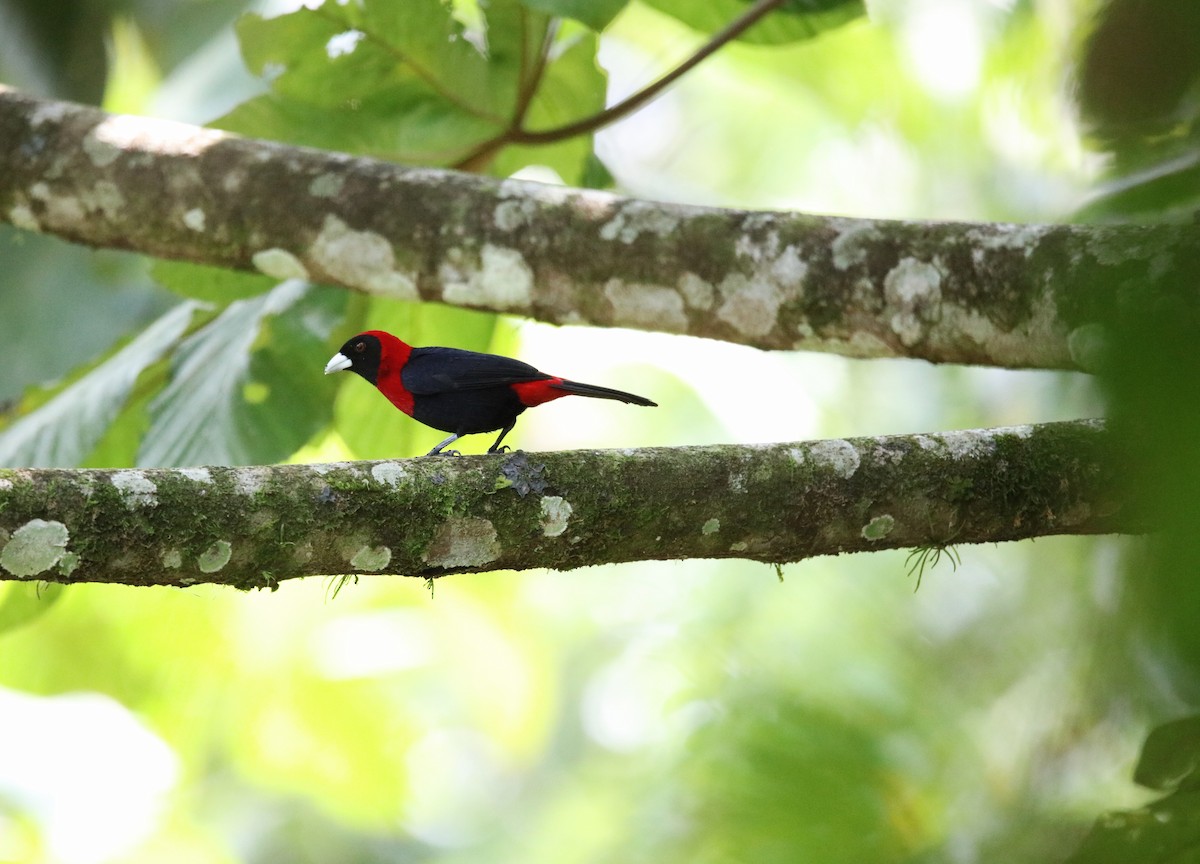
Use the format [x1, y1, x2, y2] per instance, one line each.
[354, 341, 365, 353]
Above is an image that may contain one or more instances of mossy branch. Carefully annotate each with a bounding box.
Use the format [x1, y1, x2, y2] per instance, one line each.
[0, 421, 1133, 588]
[1, 88, 1194, 370]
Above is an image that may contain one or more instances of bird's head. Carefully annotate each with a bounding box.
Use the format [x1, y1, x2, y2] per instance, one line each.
[324, 332, 385, 384]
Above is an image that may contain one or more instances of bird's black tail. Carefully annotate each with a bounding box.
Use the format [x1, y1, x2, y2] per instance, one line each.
[552, 379, 657, 407]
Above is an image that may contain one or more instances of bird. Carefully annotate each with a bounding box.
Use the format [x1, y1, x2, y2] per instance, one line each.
[324, 330, 657, 455]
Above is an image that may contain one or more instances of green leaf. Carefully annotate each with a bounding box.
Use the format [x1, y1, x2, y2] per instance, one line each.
[643, 0, 866, 45]
[1075, 152, 1200, 222]
[517, 0, 629, 31]
[138, 282, 348, 467]
[153, 260, 277, 303]
[491, 29, 606, 183]
[0, 582, 66, 637]
[220, 2, 551, 165]
[0, 302, 198, 468]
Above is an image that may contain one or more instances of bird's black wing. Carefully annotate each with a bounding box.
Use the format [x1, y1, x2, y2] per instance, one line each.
[402, 347, 551, 395]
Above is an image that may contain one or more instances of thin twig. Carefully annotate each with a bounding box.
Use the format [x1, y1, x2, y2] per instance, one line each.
[510, 0, 788, 144]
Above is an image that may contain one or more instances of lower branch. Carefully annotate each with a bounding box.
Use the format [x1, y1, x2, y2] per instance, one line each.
[0, 420, 1132, 588]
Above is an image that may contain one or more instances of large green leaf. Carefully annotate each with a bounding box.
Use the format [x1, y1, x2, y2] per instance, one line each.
[138, 282, 347, 467]
[644, 0, 866, 45]
[0, 302, 198, 468]
[516, 0, 629, 31]
[219, 1, 550, 165]
[0, 227, 171, 405]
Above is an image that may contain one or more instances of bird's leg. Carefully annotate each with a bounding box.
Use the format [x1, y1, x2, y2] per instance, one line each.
[427, 433, 461, 456]
[488, 422, 515, 454]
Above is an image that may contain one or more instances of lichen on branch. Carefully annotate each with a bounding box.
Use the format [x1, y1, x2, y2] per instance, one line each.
[0, 88, 1191, 370]
[0, 421, 1134, 588]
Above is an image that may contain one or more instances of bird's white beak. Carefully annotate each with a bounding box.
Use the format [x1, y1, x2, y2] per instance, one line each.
[324, 352, 352, 375]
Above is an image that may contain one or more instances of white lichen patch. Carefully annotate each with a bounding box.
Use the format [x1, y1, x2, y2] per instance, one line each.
[678, 272, 715, 310]
[540, 496, 573, 538]
[29, 101, 72, 127]
[178, 467, 213, 484]
[253, 248, 310, 281]
[8, 203, 39, 232]
[422, 517, 501, 569]
[310, 215, 418, 299]
[442, 244, 533, 310]
[861, 514, 895, 541]
[884, 257, 943, 347]
[831, 221, 882, 270]
[771, 244, 808, 287]
[234, 468, 272, 497]
[182, 208, 206, 232]
[604, 279, 688, 332]
[493, 197, 537, 232]
[370, 462, 408, 488]
[599, 201, 680, 244]
[57, 552, 80, 577]
[82, 180, 125, 218]
[937, 289, 1067, 368]
[111, 470, 158, 508]
[0, 519, 70, 577]
[351, 544, 392, 571]
[702, 518, 720, 536]
[729, 541, 748, 552]
[161, 549, 183, 569]
[717, 274, 782, 339]
[966, 223, 1050, 253]
[936, 429, 999, 459]
[82, 132, 123, 168]
[808, 439, 861, 479]
[197, 540, 232, 573]
[309, 173, 345, 198]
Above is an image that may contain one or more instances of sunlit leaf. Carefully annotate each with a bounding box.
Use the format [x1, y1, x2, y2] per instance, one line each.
[643, 0, 866, 45]
[220, 1, 550, 165]
[0, 583, 65, 636]
[0, 302, 198, 468]
[138, 281, 347, 466]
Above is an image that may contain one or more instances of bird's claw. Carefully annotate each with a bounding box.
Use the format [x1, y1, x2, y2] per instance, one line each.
[489, 445, 511, 454]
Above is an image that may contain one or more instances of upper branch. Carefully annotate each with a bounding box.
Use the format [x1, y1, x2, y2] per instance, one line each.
[0, 421, 1133, 588]
[0, 88, 1191, 370]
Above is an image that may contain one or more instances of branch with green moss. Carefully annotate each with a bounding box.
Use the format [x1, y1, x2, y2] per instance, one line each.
[0, 420, 1133, 588]
[1, 88, 1191, 371]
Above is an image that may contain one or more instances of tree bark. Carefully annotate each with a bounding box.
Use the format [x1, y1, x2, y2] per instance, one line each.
[0, 420, 1132, 587]
[0, 88, 1189, 371]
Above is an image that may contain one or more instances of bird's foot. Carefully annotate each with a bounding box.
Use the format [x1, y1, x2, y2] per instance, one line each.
[426, 449, 462, 457]
[488, 445, 511, 454]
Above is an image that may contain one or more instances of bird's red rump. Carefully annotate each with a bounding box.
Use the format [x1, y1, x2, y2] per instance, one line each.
[511, 378, 569, 407]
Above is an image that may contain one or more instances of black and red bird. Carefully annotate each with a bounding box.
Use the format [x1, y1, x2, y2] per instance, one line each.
[324, 330, 657, 455]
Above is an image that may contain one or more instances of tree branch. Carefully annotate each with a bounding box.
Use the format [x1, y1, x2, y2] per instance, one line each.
[0, 87, 1189, 370]
[0, 420, 1133, 588]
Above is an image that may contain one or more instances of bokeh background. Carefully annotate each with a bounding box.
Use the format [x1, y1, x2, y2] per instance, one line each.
[2, 0, 1197, 861]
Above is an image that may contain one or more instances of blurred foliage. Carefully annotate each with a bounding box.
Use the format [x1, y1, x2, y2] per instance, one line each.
[0, 0, 1191, 862]
[1075, 0, 1200, 220]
